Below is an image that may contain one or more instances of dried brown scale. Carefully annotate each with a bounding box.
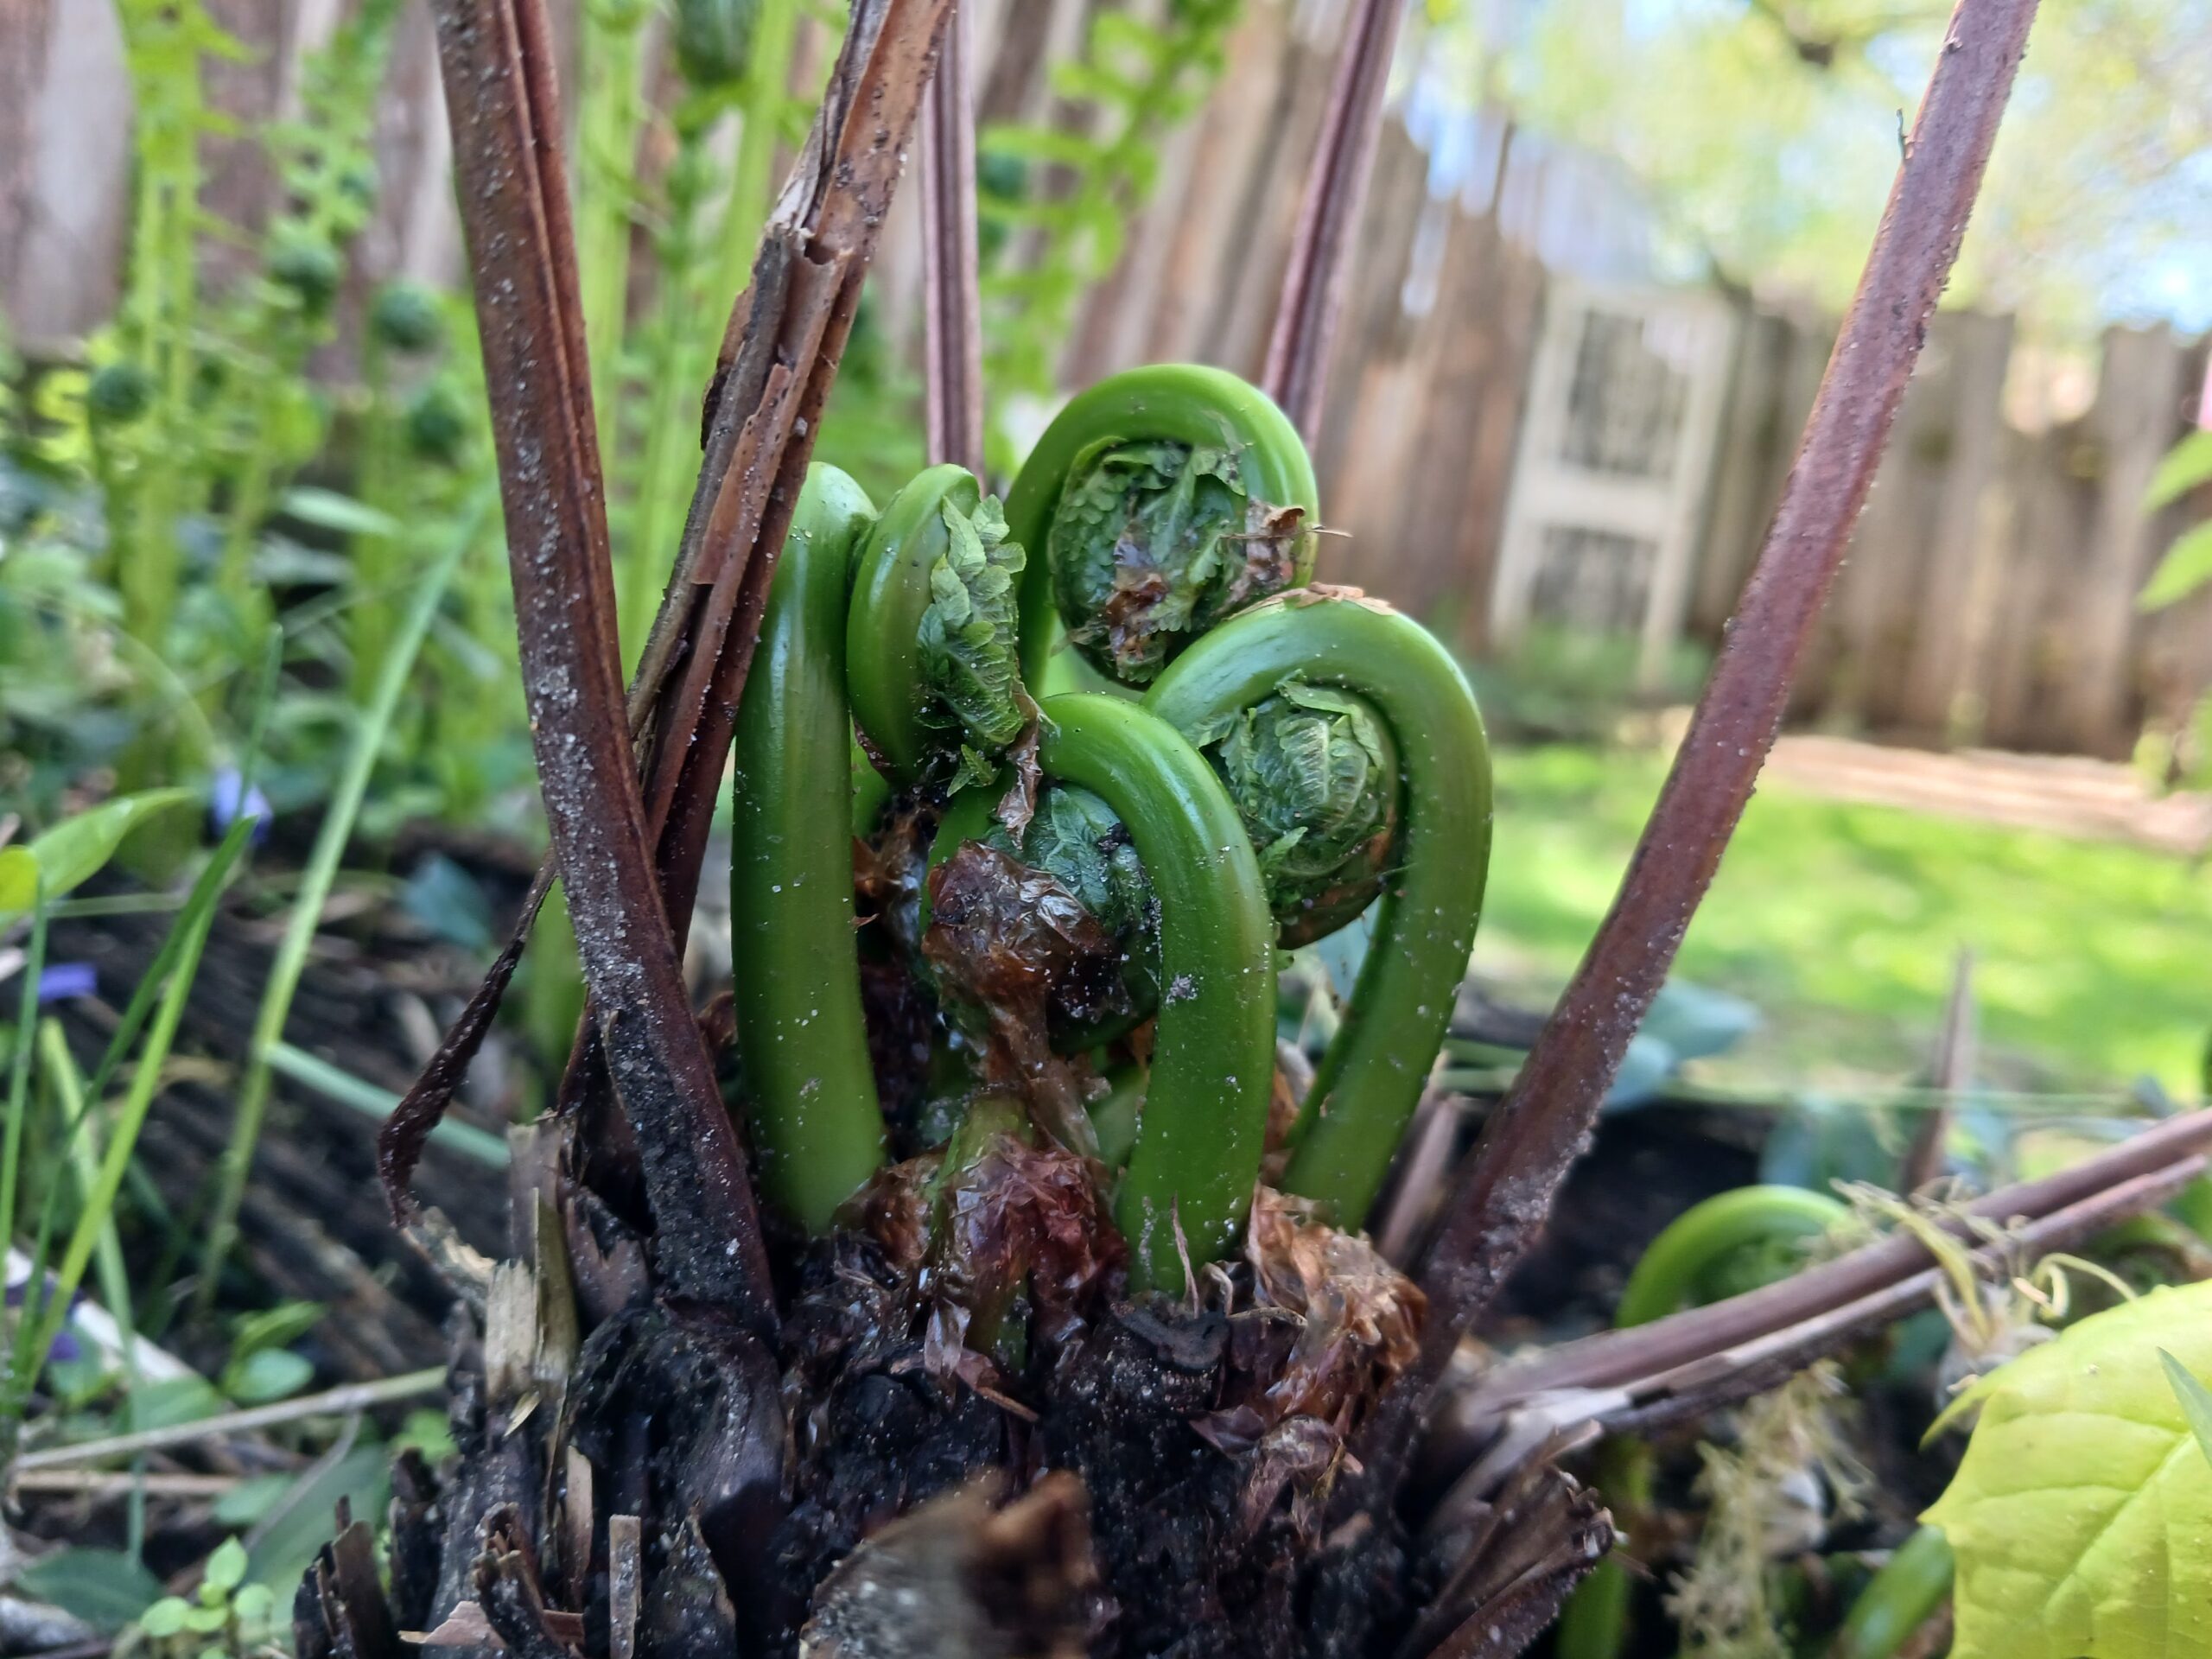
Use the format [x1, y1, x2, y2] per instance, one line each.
[921, 842, 1131, 1148]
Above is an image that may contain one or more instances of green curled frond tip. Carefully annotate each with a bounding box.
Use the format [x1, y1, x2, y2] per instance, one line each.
[1051, 437, 1306, 687]
[919, 493, 1029, 757]
[1192, 680, 1398, 938]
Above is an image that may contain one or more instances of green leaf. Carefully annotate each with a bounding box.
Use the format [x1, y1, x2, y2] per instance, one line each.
[230, 1583, 276, 1629]
[1924, 1281, 2212, 1657]
[223, 1345, 314, 1404]
[0, 790, 197, 925]
[211, 1472, 294, 1528]
[17, 1548, 164, 1633]
[181, 1601, 230, 1633]
[201, 1536, 248, 1593]
[140, 1597, 193, 1638]
[227, 1300, 324, 1362]
[394, 1406, 457, 1465]
[2144, 429, 2212, 511]
[2162, 1348, 2212, 1471]
[2139, 520, 2212, 611]
[242, 1444, 390, 1597]
[124, 1373, 228, 1431]
[278, 485, 402, 539]
[0, 849, 34, 922]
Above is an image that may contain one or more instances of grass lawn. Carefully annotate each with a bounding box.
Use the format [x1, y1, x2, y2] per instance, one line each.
[1473, 743, 2211, 1098]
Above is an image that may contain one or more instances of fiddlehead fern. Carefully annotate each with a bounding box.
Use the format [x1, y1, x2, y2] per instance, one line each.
[923, 774, 1162, 1049]
[827, 445, 1279, 1288]
[1146, 589, 1492, 1226]
[1005, 365, 1319, 690]
[1556, 1184, 1853, 1659]
[915, 690, 1277, 1286]
[747, 364, 1491, 1296]
[1613, 1185, 1851, 1327]
[848, 463, 1031, 787]
[729, 464, 887, 1231]
[1184, 682, 1401, 946]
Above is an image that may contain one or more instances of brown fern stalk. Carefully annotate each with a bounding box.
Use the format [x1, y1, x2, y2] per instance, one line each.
[920, 0, 987, 475]
[1263, 0, 1407, 439]
[423, 0, 777, 1325]
[385, 0, 958, 1301]
[1369, 0, 2044, 1497]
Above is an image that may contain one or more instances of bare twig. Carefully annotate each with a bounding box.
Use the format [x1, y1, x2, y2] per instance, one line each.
[920, 1, 986, 475]
[1902, 950, 1976, 1191]
[13, 1470, 243, 1498]
[1262, 0, 1407, 438]
[15, 1367, 445, 1470]
[1400, 0, 2041, 1451]
[1599, 1156, 2201, 1439]
[632, 0, 958, 960]
[1424, 1154, 2202, 1529]
[1420, 1109, 2212, 1495]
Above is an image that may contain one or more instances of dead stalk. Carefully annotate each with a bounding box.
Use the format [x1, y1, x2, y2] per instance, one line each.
[920, 1, 987, 475]
[1407, 0, 2040, 1404]
[1262, 0, 1407, 438]
[384, 0, 958, 1265]
[425, 0, 779, 1325]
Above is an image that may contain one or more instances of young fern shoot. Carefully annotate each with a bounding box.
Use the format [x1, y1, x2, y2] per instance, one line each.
[730, 466, 888, 1232]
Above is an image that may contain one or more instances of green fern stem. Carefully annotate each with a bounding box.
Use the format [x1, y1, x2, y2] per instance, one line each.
[1558, 1185, 1853, 1659]
[1834, 1528, 1954, 1659]
[1145, 591, 1492, 1227]
[729, 465, 888, 1231]
[1031, 694, 1277, 1293]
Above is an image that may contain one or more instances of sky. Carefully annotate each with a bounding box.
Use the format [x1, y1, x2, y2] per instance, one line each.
[1421, 0, 2212, 336]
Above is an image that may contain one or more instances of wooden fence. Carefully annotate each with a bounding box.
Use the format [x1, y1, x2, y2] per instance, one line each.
[7, 0, 2212, 758]
[1690, 310, 2212, 758]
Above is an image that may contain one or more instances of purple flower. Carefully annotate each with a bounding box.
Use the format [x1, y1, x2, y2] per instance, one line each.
[48, 1325, 81, 1365]
[209, 768, 272, 845]
[36, 962, 96, 1003]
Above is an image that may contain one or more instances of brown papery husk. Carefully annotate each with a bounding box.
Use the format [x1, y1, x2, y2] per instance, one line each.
[753, 1139, 1432, 1658]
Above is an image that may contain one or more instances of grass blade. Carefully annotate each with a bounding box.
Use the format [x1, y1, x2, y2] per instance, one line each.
[195, 511, 478, 1315]
[265, 1040, 508, 1169]
[2161, 1348, 2212, 1470]
[2, 889, 48, 1268]
[16, 821, 251, 1403]
[37, 1020, 149, 1557]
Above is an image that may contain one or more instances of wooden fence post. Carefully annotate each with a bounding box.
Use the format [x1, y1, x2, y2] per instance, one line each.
[2056, 326, 2187, 755]
[1896, 309, 2013, 737]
